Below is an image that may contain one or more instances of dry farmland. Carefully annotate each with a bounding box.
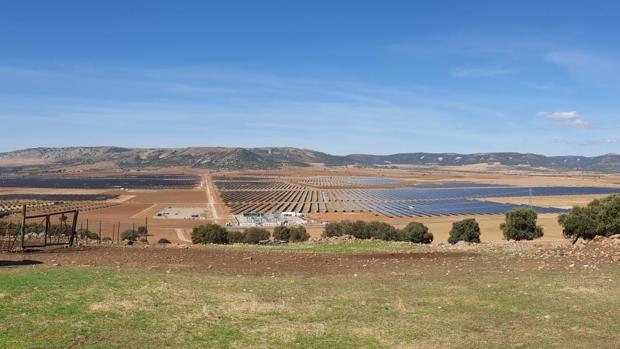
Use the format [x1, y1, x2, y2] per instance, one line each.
[2, 167, 620, 244]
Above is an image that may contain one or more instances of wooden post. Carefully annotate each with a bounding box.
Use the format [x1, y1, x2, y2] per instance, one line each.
[86, 218, 89, 232]
[69, 210, 79, 247]
[117, 222, 121, 243]
[20, 205, 26, 250]
[112, 224, 116, 242]
[98, 221, 102, 243]
[44, 215, 50, 246]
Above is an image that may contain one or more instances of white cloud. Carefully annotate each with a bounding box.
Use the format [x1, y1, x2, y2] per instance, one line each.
[537, 111, 589, 127]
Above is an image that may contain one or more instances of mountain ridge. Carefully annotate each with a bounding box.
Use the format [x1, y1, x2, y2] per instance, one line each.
[0, 146, 619, 172]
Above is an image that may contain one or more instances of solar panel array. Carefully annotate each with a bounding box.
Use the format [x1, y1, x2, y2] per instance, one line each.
[0, 175, 201, 189]
[213, 176, 620, 218]
[293, 176, 402, 188]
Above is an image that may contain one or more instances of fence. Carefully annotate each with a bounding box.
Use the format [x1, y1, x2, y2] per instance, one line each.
[1, 206, 79, 251]
[73, 218, 150, 243]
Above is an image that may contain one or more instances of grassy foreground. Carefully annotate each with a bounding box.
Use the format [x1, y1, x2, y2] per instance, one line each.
[1, 255, 619, 348]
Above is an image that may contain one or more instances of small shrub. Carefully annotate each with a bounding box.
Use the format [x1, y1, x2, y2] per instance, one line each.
[121, 229, 140, 242]
[48, 224, 69, 236]
[288, 226, 310, 242]
[400, 222, 433, 244]
[0, 221, 19, 236]
[244, 227, 270, 244]
[137, 226, 148, 236]
[79, 229, 99, 240]
[273, 226, 291, 241]
[448, 218, 481, 244]
[139, 238, 149, 244]
[157, 238, 171, 244]
[501, 208, 544, 241]
[191, 224, 228, 244]
[226, 230, 246, 244]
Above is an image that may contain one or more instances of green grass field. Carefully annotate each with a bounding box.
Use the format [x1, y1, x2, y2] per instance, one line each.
[1, 248, 619, 349]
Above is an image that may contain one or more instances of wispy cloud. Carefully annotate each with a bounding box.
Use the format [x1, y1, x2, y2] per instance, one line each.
[451, 66, 512, 78]
[537, 111, 589, 127]
[546, 50, 620, 85]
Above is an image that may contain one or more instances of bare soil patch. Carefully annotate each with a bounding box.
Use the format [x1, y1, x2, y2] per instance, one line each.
[2, 238, 618, 277]
[0, 245, 478, 276]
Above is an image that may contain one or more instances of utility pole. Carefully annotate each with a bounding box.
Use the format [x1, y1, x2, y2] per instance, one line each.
[528, 187, 533, 209]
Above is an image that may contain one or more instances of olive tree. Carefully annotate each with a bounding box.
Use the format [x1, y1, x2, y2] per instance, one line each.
[191, 224, 228, 244]
[399, 222, 433, 244]
[448, 218, 481, 244]
[500, 208, 544, 241]
[559, 194, 620, 241]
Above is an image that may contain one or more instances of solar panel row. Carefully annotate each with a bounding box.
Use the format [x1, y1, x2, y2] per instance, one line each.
[213, 177, 620, 217]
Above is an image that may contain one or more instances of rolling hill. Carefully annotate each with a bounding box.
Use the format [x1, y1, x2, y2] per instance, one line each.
[0, 147, 619, 172]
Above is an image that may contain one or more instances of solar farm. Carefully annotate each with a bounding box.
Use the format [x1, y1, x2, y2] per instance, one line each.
[0, 194, 121, 216]
[0, 174, 201, 189]
[214, 176, 620, 218]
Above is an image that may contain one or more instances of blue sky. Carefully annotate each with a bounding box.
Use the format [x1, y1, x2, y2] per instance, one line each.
[1, 1, 619, 155]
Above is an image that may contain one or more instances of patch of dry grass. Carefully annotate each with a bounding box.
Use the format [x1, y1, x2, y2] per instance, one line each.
[0, 259, 619, 348]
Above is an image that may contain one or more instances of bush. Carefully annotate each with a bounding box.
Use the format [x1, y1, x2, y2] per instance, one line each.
[272, 226, 309, 242]
[191, 224, 229, 244]
[226, 230, 246, 244]
[559, 194, 620, 241]
[137, 226, 148, 236]
[323, 221, 352, 237]
[244, 227, 270, 244]
[0, 221, 19, 236]
[121, 229, 140, 242]
[348, 220, 371, 239]
[272, 226, 291, 241]
[367, 221, 400, 241]
[157, 238, 171, 244]
[47, 224, 69, 236]
[500, 208, 544, 241]
[400, 222, 433, 244]
[79, 229, 99, 240]
[448, 218, 481, 244]
[322, 221, 400, 240]
[289, 226, 310, 242]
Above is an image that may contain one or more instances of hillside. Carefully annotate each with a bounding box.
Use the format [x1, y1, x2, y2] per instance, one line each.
[0, 147, 619, 172]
